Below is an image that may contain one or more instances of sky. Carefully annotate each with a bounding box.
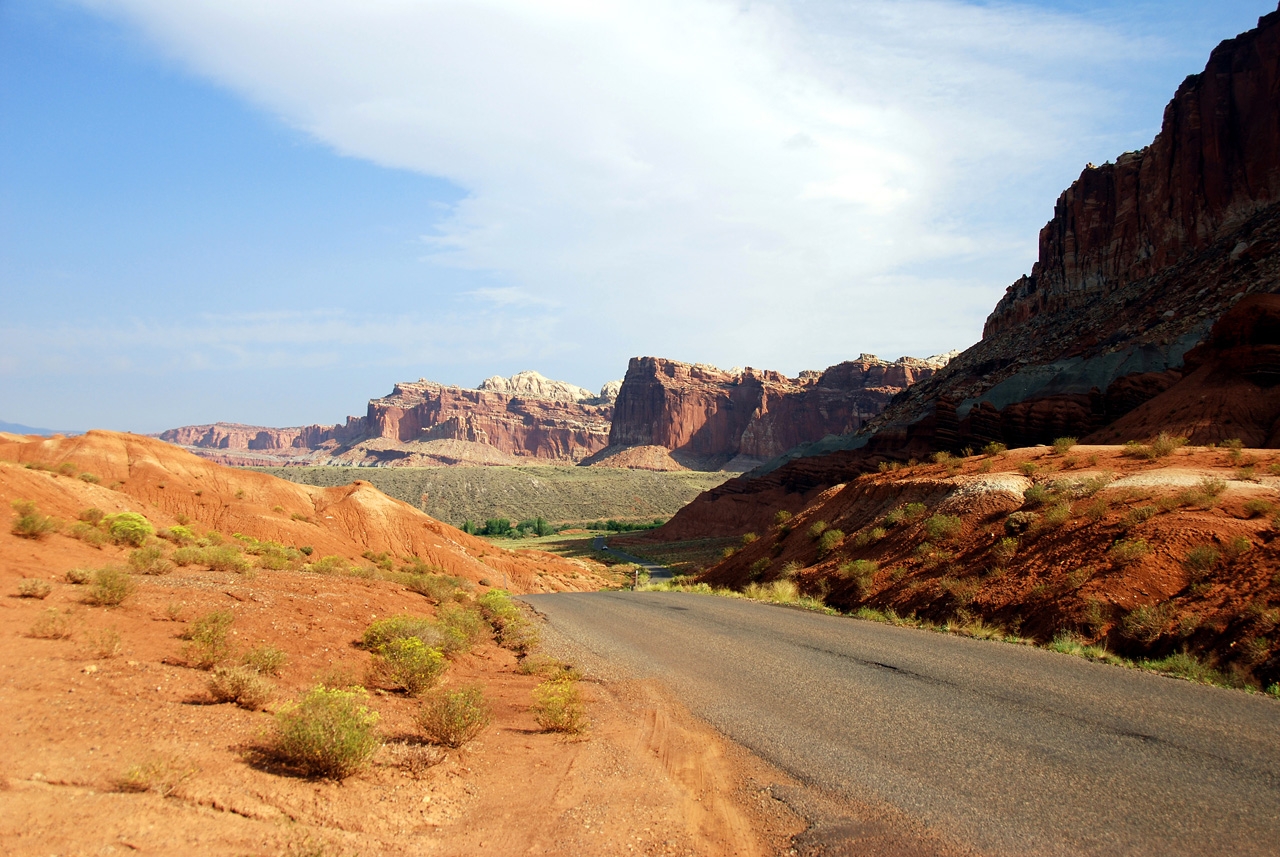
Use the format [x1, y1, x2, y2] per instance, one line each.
[2, 1, 1276, 433]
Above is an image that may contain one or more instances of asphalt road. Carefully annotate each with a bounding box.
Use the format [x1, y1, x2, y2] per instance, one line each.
[592, 536, 673, 581]
[521, 590, 1280, 856]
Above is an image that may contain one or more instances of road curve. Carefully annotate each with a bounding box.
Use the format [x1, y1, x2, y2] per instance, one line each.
[522, 590, 1280, 857]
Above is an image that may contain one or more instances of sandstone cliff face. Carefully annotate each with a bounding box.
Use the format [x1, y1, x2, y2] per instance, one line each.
[604, 353, 951, 467]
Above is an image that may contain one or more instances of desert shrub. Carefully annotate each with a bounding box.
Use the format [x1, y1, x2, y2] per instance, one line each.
[1004, 511, 1038, 535]
[269, 686, 380, 779]
[1041, 503, 1073, 528]
[1242, 498, 1272, 519]
[807, 521, 828, 539]
[531, 677, 588, 734]
[1222, 536, 1252, 561]
[17, 578, 53, 599]
[1022, 484, 1053, 507]
[748, 557, 771, 579]
[157, 525, 197, 546]
[1108, 539, 1149, 565]
[69, 522, 109, 546]
[1051, 437, 1078, 455]
[1199, 477, 1228, 498]
[418, 685, 492, 748]
[773, 509, 793, 526]
[105, 512, 153, 547]
[85, 626, 122, 658]
[902, 502, 927, 520]
[778, 560, 802, 578]
[839, 560, 878, 596]
[1019, 461, 1041, 477]
[740, 532, 758, 546]
[78, 472, 100, 484]
[1120, 602, 1172, 644]
[1124, 432, 1188, 460]
[64, 567, 94, 585]
[182, 609, 235, 669]
[87, 567, 135, 607]
[308, 555, 350, 575]
[208, 665, 274, 710]
[407, 572, 468, 603]
[1182, 545, 1220, 580]
[882, 508, 905, 527]
[361, 615, 441, 652]
[128, 545, 174, 576]
[28, 608, 73, 639]
[436, 603, 488, 657]
[817, 528, 844, 555]
[171, 546, 204, 566]
[981, 441, 1007, 456]
[1081, 498, 1109, 522]
[78, 507, 106, 525]
[477, 590, 539, 653]
[930, 451, 954, 466]
[10, 500, 57, 540]
[114, 756, 195, 797]
[206, 545, 251, 573]
[244, 645, 289, 676]
[991, 536, 1019, 563]
[1120, 505, 1158, 531]
[924, 514, 962, 543]
[370, 637, 446, 695]
[257, 545, 300, 571]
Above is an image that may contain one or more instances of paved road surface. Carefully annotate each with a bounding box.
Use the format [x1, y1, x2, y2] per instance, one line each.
[592, 536, 673, 581]
[522, 590, 1280, 856]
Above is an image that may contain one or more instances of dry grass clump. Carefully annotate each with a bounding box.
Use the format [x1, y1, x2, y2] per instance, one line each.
[128, 545, 174, 575]
[244, 645, 289, 676]
[84, 626, 123, 658]
[417, 685, 492, 748]
[208, 665, 275, 710]
[924, 514, 962, 543]
[531, 677, 589, 734]
[1120, 602, 1173, 644]
[1108, 539, 1150, 565]
[10, 500, 58, 539]
[1183, 545, 1220, 580]
[268, 686, 381, 779]
[114, 756, 196, 796]
[1123, 432, 1188, 460]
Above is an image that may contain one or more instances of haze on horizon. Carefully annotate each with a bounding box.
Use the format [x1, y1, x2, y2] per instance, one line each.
[2, 0, 1274, 434]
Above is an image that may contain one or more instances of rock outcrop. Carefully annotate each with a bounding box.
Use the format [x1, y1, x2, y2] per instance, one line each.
[642, 7, 1280, 539]
[594, 354, 953, 470]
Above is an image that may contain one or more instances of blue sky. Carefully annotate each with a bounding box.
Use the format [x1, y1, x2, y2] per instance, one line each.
[2, 0, 1276, 433]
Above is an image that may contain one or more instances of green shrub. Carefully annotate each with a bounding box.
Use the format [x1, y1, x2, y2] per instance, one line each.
[1183, 545, 1220, 580]
[1051, 437, 1077, 455]
[87, 567, 135, 607]
[78, 507, 106, 525]
[778, 560, 802, 578]
[748, 557, 771, 579]
[269, 686, 380, 779]
[1084, 498, 1110, 522]
[17, 578, 52, 599]
[531, 677, 588, 734]
[882, 508, 905, 527]
[1108, 539, 1149, 565]
[807, 521, 828, 539]
[1124, 432, 1188, 460]
[69, 521, 109, 546]
[208, 665, 274, 710]
[1022, 484, 1052, 507]
[105, 512, 153, 547]
[244, 645, 289, 676]
[1120, 505, 1158, 531]
[128, 545, 174, 575]
[370, 637, 446, 696]
[182, 609, 235, 669]
[839, 560, 878, 596]
[477, 590, 539, 653]
[1041, 503, 1072, 528]
[1222, 536, 1252, 561]
[11, 500, 58, 540]
[902, 502, 927, 520]
[817, 528, 844, 555]
[1005, 511, 1038, 535]
[418, 685, 492, 748]
[924, 514, 962, 543]
[65, 567, 94, 585]
[28, 607, 73, 639]
[981, 441, 1007, 456]
[171, 546, 204, 566]
[773, 510, 793, 525]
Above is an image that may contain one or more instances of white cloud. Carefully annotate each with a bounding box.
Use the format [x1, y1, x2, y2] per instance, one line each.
[71, 0, 1156, 375]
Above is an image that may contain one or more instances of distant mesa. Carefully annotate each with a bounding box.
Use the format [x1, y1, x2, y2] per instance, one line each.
[0, 420, 81, 438]
[157, 355, 953, 471]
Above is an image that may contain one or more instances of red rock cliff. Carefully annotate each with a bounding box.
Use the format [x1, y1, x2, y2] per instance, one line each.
[985, 8, 1280, 337]
[607, 354, 949, 464]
